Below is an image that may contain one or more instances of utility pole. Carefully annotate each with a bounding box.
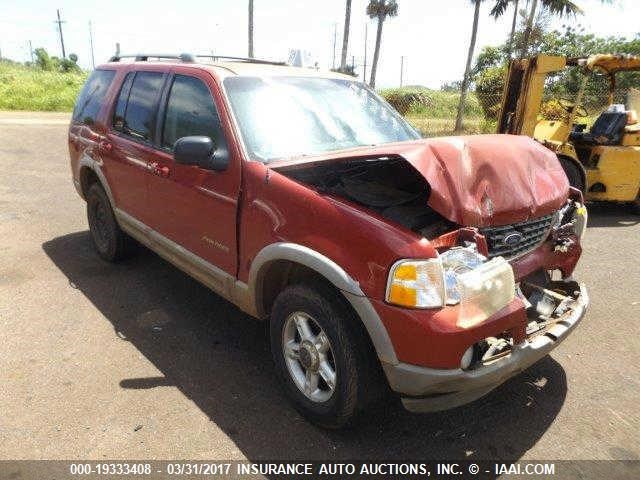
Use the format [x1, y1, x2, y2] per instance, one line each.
[248, 0, 254, 58]
[54, 9, 66, 59]
[88, 21, 95, 69]
[363, 23, 368, 83]
[115, 42, 121, 57]
[400, 56, 405, 87]
[29, 40, 34, 63]
[332, 23, 337, 69]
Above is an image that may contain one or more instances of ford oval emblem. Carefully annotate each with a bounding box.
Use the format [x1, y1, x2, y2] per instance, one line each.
[503, 232, 524, 247]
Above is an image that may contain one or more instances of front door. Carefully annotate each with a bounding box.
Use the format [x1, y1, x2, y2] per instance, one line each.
[145, 70, 241, 276]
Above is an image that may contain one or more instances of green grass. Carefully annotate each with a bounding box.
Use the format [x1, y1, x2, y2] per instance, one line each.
[0, 64, 496, 137]
[379, 86, 496, 137]
[380, 86, 484, 119]
[0, 61, 86, 111]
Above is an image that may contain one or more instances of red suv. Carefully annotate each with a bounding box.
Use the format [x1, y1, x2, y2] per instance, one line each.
[68, 53, 589, 428]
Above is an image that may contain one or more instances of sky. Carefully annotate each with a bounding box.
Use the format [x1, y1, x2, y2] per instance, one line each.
[1, 0, 638, 88]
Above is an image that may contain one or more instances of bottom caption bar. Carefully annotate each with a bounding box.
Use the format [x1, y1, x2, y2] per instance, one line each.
[0, 460, 638, 479]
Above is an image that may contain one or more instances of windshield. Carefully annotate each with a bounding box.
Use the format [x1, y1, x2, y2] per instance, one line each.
[223, 76, 420, 162]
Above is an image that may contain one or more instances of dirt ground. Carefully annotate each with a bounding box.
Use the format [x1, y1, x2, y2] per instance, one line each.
[1, 112, 639, 464]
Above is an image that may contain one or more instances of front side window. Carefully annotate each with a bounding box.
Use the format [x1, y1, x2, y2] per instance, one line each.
[162, 75, 226, 150]
[72, 69, 116, 125]
[114, 71, 164, 141]
[223, 76, 420, 163]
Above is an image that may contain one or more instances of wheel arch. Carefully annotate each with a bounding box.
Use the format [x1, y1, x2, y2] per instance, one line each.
[78, 156, 115, 208]
[247, 243, 399, 365]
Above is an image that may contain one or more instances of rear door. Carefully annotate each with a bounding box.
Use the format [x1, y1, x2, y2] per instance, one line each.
[145, 69, 241, 275]
[103, 70, 167, 225]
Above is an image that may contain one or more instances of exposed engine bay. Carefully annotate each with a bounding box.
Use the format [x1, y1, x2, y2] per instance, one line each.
[275, 157, 456, 238]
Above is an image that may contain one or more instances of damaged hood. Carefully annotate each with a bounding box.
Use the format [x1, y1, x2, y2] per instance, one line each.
[271, 135, 569, 227]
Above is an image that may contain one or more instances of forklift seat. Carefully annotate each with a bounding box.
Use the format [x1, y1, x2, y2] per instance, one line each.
[570, 112, 628, 145]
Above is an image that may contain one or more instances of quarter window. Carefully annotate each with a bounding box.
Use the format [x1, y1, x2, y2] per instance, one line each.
[162, 75, 226, 150]
[72, 69, 116, 125]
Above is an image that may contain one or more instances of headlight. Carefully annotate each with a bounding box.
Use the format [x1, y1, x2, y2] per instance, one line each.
[456, 257, 515, 328]
[440, 247, 486, 305]
[386, 247, 515, 321]
[386, 259, 445, 308]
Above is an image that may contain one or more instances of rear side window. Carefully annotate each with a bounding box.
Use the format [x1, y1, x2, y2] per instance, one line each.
[72, 69, 116, 125]
[112, 73, 134, 131]
[162, 75, 227, 150]
[113, 71, 164, 141]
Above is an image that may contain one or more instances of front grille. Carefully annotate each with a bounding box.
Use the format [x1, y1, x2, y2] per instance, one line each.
[479, 213, 555, 260]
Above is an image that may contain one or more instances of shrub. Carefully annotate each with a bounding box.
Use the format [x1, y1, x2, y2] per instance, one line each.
[474, 66, 506, 120]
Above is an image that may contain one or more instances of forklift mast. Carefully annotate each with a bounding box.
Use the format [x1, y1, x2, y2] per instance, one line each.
[497, 55, 567, 136]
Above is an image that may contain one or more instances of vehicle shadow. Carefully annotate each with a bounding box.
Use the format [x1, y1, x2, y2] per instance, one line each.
[43, 232, 567, 470]
[587, 203, 640, 228]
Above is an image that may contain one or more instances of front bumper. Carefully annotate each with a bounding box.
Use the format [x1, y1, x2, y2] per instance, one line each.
[382, 283, 589, 413]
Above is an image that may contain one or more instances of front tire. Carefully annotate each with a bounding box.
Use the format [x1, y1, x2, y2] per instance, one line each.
[86, 183, 129, 262]
[270, 284, 384, 428]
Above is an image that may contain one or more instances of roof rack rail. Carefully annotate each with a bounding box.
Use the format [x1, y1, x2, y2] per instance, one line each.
[107, 53, 287, 66]
[108, 53, 196, 63]
[195, 55, 286, 66]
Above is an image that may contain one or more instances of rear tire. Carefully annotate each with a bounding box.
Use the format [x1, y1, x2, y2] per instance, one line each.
[86, 183, 130, 262]
[270, 284, 386, 428]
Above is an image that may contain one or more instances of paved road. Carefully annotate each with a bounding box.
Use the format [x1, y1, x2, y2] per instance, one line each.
[1, 112, 639, 464]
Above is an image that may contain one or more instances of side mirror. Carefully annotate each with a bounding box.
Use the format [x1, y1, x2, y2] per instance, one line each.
[173, 136, 229, 172]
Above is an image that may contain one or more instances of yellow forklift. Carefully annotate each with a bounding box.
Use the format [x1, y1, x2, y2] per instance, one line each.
[497, 54, 640, 209]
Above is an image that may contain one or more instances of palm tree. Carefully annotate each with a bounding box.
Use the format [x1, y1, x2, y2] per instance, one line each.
[455, 0, 483, 132]
[248, 0, 254, 58]
[490, 0, 519, 57]
[456, 0, 595, 132]
[520, 0, 583, 57]
[366, 0, 399, 88]
[340, 0, 352, 71]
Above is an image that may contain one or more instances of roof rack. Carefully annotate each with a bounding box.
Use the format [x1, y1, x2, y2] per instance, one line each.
[108, 53, 286, 66]
[195, 55, 286, 66]
[108, 53, 196, 62]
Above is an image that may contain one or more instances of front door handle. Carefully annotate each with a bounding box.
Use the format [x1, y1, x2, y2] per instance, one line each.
[148, 162, 171, 178]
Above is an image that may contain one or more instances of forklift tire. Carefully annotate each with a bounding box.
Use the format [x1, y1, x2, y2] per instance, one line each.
[558, 156, 585, 193]
[632, 195, 640, 215]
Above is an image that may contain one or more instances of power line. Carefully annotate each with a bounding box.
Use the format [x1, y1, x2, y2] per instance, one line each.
[54, 9, 66, 59]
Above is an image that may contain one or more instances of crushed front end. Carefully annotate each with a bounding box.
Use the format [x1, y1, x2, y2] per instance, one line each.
[273, 136, 589, 413]
[380, 190, 589, 412]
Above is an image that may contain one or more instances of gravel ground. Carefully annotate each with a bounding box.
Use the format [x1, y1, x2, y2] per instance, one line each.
[1, 112, 639, 465]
